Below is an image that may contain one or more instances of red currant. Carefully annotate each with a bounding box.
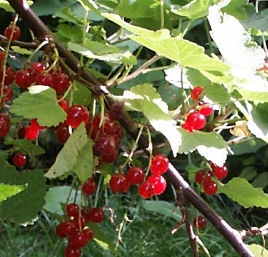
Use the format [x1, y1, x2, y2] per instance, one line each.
[0, 51, 3, 64]
[0, 66, 15, 85]
[66, 203, 80, 218]
[109, 173, 130, 193]
[182, 111, 206, 132]
[193, 215, 206, 229]
[5, 24, 21, 41]
[150, 154, 169, 175]
[64, 245, 81, 257]
[203, 177, 218, 195]
[16, 70, 33, 89]
[24, 120, 40, 141]
[51, 71, 70, 93]
[191, 86, 204, 100]
[195, 170, 210, 185]
[66, 104, 90, 128]
[198, 103, 213, 116]
[211, 163, 228, 180]
[138, 180, 155, 199]
[0, 113, 10, 137]
[58, 98, 69, 111]
[86, 207, 104, 223]
[56, 123, 70, 144]
[69, 229, 92, 248]
[82, 178, 96, 195]
[12, 153, 27, 168]
[35, 72, 53, 87]
[126, 166, 145, 185]
[56, 221, 78, 238]
[147, 174, 167, 195]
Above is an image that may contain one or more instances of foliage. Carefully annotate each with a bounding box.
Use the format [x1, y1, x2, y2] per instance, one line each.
[0, 0, 268, 256]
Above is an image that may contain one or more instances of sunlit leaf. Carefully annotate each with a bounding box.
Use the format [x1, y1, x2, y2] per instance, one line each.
[0, 183, 26, 203]
[10, 86, 66, 127]
[247, 244, 268, 257]
[218, 177, 268, 208]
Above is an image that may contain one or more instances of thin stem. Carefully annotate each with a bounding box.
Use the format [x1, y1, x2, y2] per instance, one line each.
[160, 0, 165, 29]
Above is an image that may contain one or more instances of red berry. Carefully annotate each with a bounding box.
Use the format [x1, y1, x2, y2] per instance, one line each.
[0, 51, 3, 64]
[86, 207, 104, 223]
[109, 173, 130, 193]
[147, 174, 167, 195]
[138, 180, 155, 199]
[191, 86, 204, 100]
[58, 98, 69, 111]
[5, 24, 21, 41]
[195, 170, 210, 185]
[182, 111, 206, 132]
[52, 71, 70, 93]
[56, 123, 70, 144]
[0, 113, 10, 137]
[66, 104, 90, 128]
[66, 203, 80, 218]
[126, 166, 145, 185]
[211, 163, 228, 180]
[64, 245, 81, 257]
[193, 215, 206, 229]
[203, 177, 218, 195]
[150, 154, 169, 175]
[16, 70, 33, 89]
[56, 221, 78, 238]
[69, 229, 92, 248]
[24, 124, 39, 140]
[35, 72, 54, 87]
[82, 178, 96, 195]
[198, 103, 213, 116]
[12, 153, 27, 167]
[0, 66, 15, 85]
[1, 85, 13, 102]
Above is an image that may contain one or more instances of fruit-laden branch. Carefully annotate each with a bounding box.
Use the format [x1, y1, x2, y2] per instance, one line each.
[7, 1, 254, 256]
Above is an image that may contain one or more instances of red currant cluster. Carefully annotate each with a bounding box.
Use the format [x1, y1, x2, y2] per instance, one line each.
[181, 86, 214, 132]
[195, 162, 228, 195]
[56, 177, 105, 257]
[109, 154, 169, 199]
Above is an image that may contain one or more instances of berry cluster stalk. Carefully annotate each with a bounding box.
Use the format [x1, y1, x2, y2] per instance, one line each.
[7, 1, 254, 256]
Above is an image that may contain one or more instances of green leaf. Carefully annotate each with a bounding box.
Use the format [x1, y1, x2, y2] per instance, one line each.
[174, 0, 213, 20]
[116, 83, 181, 156]
[68, 41, 137, 65]
[141, 200, 182, 221]
[178, 129, 228, 166]
[0, 152, 46, 223]
[0, 0, 32, 12]
[252, 172, 268, 189]
[10, 86, 66, 127]
[31, 0, 63, 16]
[0, 183, 26, 203]
[221, 0, 248, 20]
[230, 138, 266, 155]
[102, 13, 229, 74]
[43, 186, 82, 215]
[247, 244, 268, 257]
[218, 177, 268, 208]
[45, 124, 93, 182]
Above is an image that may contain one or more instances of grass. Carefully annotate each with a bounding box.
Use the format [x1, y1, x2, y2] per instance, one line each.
[0, 193, 266, 257]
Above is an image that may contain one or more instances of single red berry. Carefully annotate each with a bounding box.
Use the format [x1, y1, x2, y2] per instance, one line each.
[5, 24, 21, 41]
[69, 229, 92, 248]
[150, 154, 169, 175]
[66, 104, 90, 128]
[66, 203, 80, 218]
[64, 245, 81, 257]
[109, 173, 130, 193]
[52, 71, 70, 93]
[0, 66, 15, 85]
[12, 153, 27, 168]
[191, 86, 204, 100]
[211, 163, 228, 180]
[24, 125, 39, 140]
[0, 113, 10, 137]
[195, 170, 210, 185]
[72, 215, 87, 230]
[58, 97, 69, 111]
[35, 72, 53, 87]
[56, 123, 70, 144]
[193, 215, 206, 229]
[147, 174, 167, 195]
[16, 70, 33, 89]
[82, 178, 96, 195]
[183, 111, 206, 132]
[138, 180, 155, 199]
[126, 166, 145, 185]
[2, 85, 13, 102]
[86, 207, 104, 223]
[203, 177, 218, 195]
[198, 103, 214, 116]
[82, 228, 94, 241]
[55, 221, 78, 238]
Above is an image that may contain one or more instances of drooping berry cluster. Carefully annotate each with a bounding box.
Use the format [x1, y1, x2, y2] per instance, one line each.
[109, 154, 169, 199]
[195, 162, 228, 195]
[56, 177, 105, 257]
[181, 86, 214, 132]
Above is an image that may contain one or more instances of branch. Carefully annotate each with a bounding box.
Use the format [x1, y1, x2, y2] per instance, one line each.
[166, 164, 254, 257]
